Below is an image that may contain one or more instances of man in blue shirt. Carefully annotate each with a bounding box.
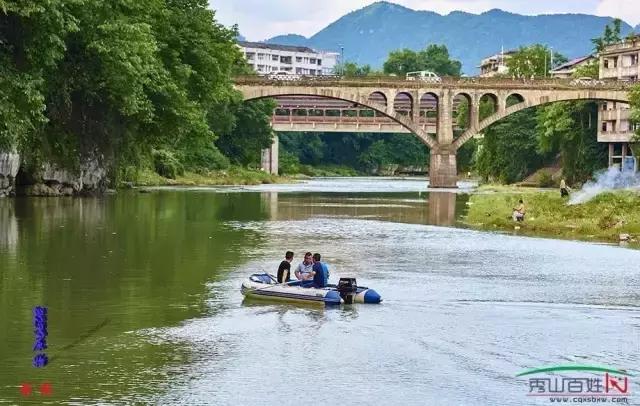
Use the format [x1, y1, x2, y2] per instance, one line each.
[310, 253, 329, 288]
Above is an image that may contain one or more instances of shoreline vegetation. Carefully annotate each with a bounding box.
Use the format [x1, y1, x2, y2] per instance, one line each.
[462, 185, 640, 248]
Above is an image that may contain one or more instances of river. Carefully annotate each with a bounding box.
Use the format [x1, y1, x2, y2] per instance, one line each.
[0, 178, 638, 405]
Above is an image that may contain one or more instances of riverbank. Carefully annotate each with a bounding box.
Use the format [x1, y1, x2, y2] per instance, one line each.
[128, 167, 293, 187]
[462, 185, 640, 247]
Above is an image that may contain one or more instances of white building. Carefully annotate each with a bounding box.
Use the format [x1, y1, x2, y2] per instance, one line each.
[238, 41, 339, 76]
[598, 35, 640, 171]
[478, 50, 515, 77]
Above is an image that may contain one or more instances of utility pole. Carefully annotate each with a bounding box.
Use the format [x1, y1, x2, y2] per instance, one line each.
[340, 46, 345, 76]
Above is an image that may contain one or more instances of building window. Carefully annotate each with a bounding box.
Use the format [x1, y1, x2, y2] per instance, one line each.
[604, 59, 609, 69]
[257, 53, 265, 60]
[272, 55, 279, 61]
[317, 59, 322, 66]
[602, 122, 607, 132]
[246, 52, 255, 61]
[310, 58, 316, 64]
[280, 56, 292, 64]
[296, 57, 302, 62]
[296, 68, 303, 74]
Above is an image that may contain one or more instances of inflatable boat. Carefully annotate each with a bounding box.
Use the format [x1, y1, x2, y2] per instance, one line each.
[241, 274, 382, 306]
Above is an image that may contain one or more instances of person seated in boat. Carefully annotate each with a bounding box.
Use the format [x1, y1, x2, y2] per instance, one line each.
[313, 253, 330, 286]
[277, 251, 294, 283]
[294, 252, 314, 281]
[308, 253, 328, 288]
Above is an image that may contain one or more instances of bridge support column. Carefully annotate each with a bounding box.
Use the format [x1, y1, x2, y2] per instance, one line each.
[437, 90, 454, 144]
[261, 134, 279, 175]
[429, 146, 458, 188]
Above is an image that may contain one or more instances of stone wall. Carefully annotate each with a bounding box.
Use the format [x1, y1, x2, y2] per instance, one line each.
[0, 151, 107, 197]
[0, 152, 20, 197]
[21, 159, 107, 196]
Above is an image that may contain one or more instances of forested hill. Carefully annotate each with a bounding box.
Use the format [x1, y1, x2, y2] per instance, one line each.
[263, 1, 634, 74]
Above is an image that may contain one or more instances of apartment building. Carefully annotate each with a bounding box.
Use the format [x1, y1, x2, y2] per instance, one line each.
[478, 50, 515, 77]
[238, 41, 338, 76]
[598, 35, 640, 171]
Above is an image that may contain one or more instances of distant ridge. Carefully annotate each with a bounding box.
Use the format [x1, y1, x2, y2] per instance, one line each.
[259, 1, 634, 74]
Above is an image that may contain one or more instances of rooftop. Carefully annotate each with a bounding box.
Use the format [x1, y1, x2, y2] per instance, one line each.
[238, 41, 317, 54]
[550, 55, 595, 72]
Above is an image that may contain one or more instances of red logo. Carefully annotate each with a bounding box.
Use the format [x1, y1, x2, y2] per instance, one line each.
[605, 373, 629, 394]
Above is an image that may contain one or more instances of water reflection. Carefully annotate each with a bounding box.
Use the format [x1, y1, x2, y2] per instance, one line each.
[261, 190, 464, 226]
[428, 192, 457, 226]
[0, 199, 17, 252]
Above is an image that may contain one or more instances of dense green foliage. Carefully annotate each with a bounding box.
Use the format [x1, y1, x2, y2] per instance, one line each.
[339, 62, 375, 77]
[507, 45, 567, 78]
[278, 132, 429, 174]
[0, 0, 274, 184]
[537, 102, 607, 183]
[572, 61, 599, 79]
[475, 109, 551, 183]
[383, 44, 462, 77]
[264, 2, 632, 74]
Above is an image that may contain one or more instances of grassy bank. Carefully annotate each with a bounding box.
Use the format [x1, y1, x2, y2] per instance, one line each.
[127, 166, 291, 187]
[463, 186, 640, 246]
[281, 164, 361, 177]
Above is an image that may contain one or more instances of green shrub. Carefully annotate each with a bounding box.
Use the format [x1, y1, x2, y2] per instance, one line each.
[182, 145, 230, 173]
[152, 149, 184, 179]
[537, 171, 555, 188]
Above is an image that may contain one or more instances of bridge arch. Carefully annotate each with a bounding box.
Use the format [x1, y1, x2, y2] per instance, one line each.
[452, 91, 630, 150]
[506, 93, 525, 107]
[238, 86, 438, 149]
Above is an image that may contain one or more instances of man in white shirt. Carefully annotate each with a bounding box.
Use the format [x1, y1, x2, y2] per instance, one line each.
[294, 252, 314, 281]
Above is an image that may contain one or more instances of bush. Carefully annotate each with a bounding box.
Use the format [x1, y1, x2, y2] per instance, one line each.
[537, 171, 555, 188]
[182, 145, 230, 173]
[152, 149, 184, 179]
[278, 151, 301, 175]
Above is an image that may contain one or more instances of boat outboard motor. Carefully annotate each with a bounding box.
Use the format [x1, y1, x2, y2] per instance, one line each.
[337, 278, 358, 304]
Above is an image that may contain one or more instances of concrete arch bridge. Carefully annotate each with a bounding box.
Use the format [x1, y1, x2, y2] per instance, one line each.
[234, 76, 631, 187]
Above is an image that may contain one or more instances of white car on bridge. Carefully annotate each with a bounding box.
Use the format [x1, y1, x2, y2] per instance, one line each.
[406, 71, 442, 83]
[267, 72, 302, 81]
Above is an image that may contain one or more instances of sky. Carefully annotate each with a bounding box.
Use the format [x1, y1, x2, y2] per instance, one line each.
[211, 0, 640, 41]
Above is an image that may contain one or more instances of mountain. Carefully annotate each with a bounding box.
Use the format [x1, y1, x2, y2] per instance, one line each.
[262, 1, 634, 74]
[265, 34, 309, 47]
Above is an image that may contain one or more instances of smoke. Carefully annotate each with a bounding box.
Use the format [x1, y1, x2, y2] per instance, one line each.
[569, 167, 640, 205]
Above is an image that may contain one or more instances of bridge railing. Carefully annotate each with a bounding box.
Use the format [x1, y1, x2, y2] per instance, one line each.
[233, 74, 635, 90]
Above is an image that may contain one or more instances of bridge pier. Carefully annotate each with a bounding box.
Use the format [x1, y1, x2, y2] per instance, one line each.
[429, 147, 458, 188]
[261, 134, 279, 175]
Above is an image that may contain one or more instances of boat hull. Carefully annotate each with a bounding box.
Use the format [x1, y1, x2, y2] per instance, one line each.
[241, 279, 343, 305]
[241, 274, 382, 305]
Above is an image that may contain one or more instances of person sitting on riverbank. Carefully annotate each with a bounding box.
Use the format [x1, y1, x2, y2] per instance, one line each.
[294, 252, 314, 281]
[560, 178, 572, 198]
[512, 199, 526, 222]
[277, 251, 294, 283]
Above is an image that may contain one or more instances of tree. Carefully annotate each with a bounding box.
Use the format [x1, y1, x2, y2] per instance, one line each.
[537, 102, 607, 183]
[215, 99, 276, 166]
[339, 62, 373, 77]
[628, 84, 640, 157]
[572, 61, 599, 79]
[507, 45, 567, 79]
[592, 18, 622, 52]
[383, 44, 461, 77]
[475, 109, 550, 184]
[1, 0, 276, 183]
